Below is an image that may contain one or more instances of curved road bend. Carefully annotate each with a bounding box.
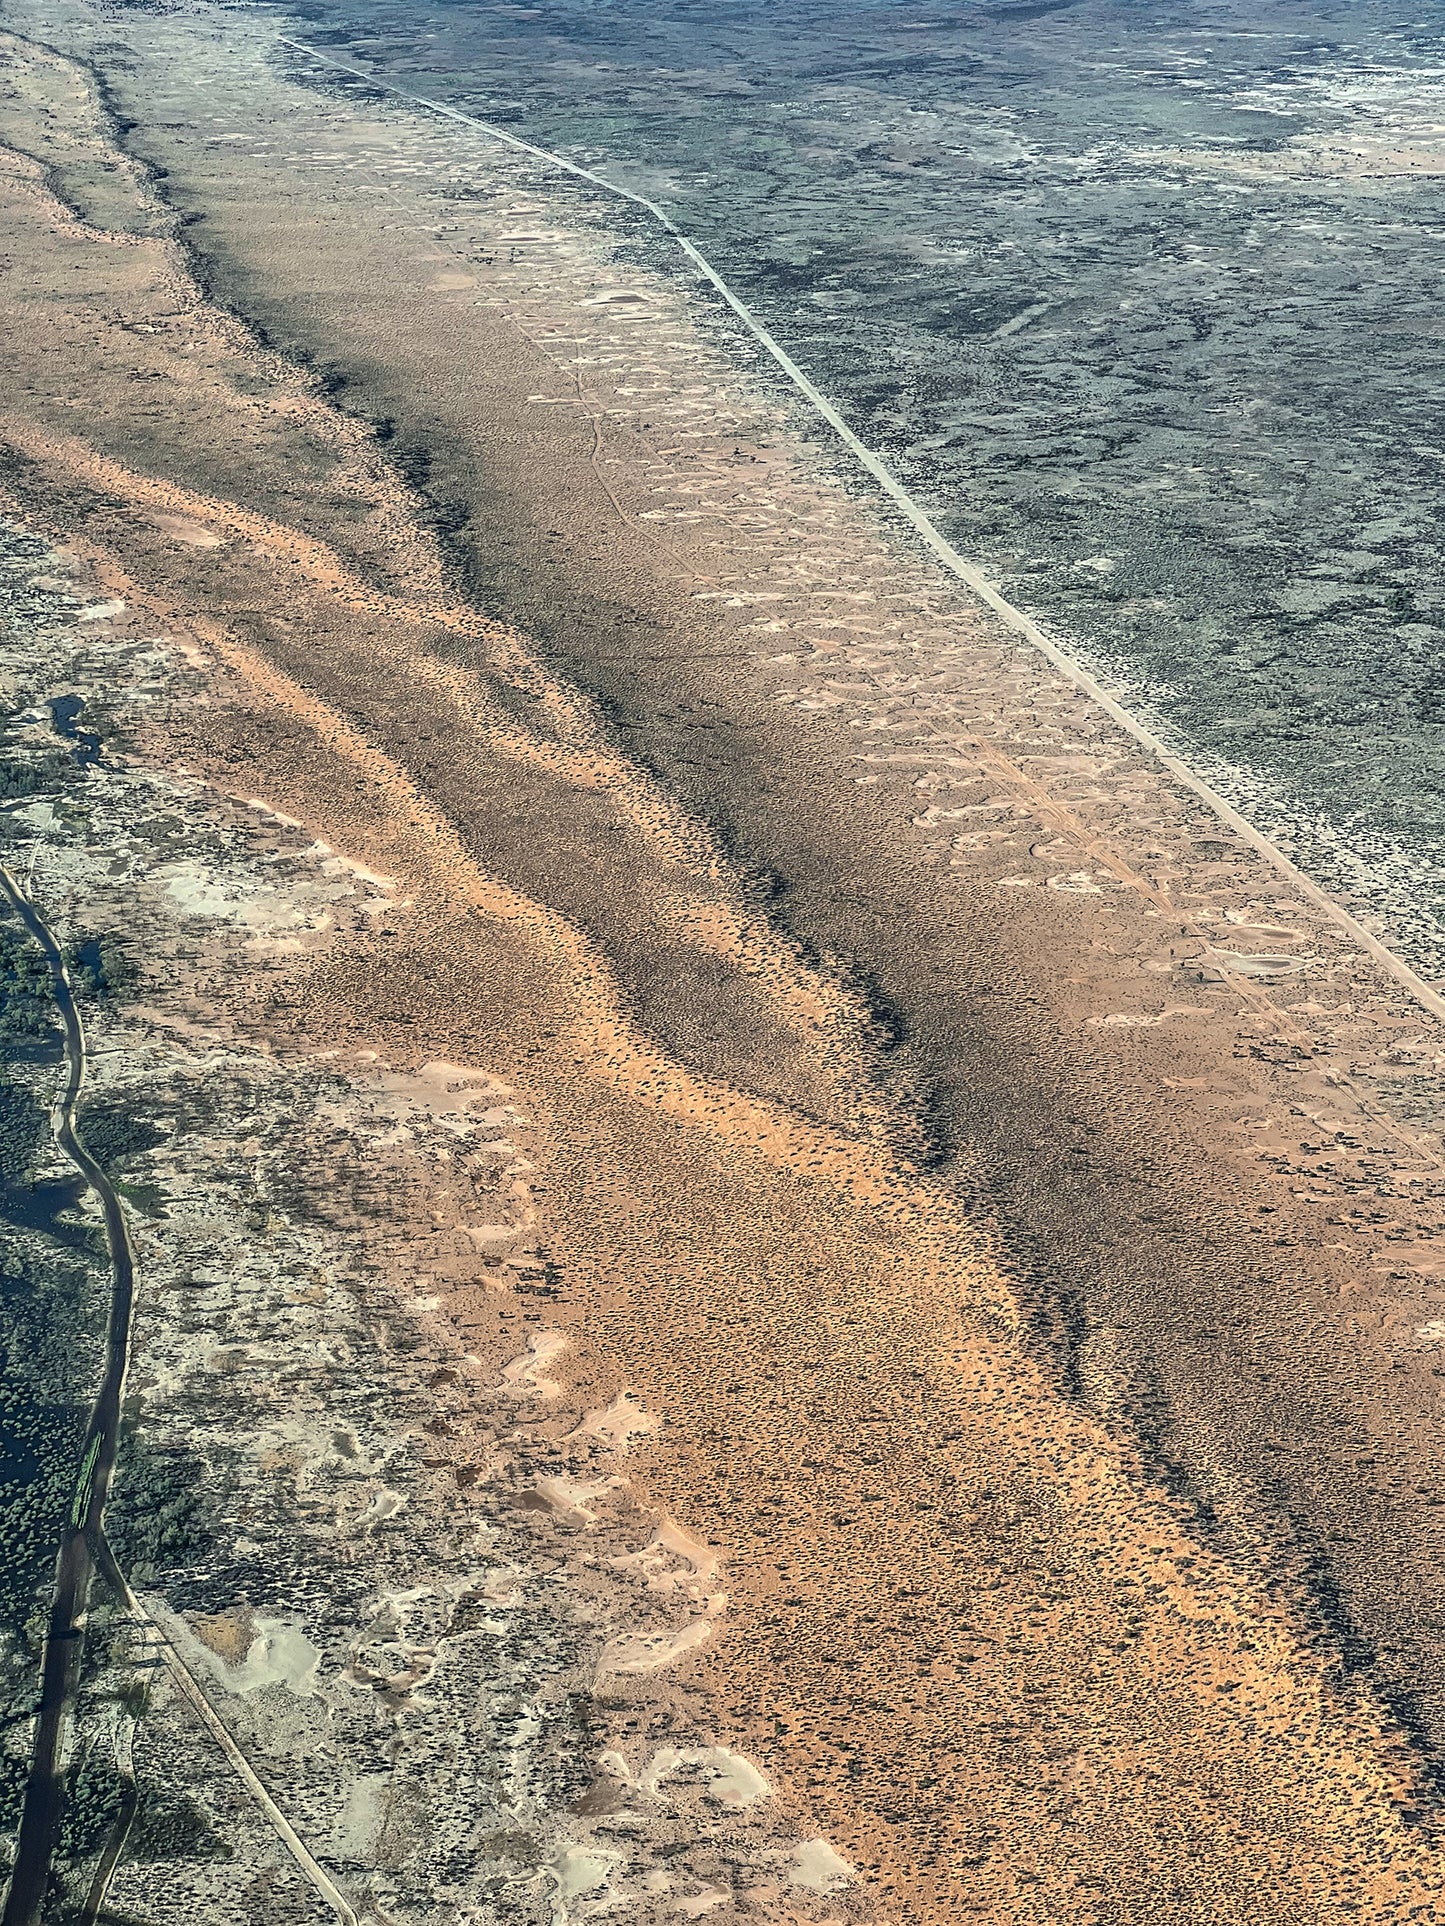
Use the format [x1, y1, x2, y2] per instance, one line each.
[0, 867, 136, 1926]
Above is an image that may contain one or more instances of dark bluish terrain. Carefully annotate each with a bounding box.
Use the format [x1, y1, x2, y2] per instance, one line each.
[285, 0, 1445, 966]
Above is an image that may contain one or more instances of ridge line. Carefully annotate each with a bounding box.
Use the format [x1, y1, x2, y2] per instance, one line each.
[272, 33, 1445, 1025]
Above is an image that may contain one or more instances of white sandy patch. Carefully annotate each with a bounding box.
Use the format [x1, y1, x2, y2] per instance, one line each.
[243, 797, 306, 829]
[1088, 1005, 1210, 1028]
[789, 1839, 854, 1893]
[157, 860, 312, 932]
[640, 1746, 771, 1809]
[224, 1618, 323, 1698]
[1208, 948, 1317, 978]
[150, 511, 225, 548]
[599, 1615, 715, 1675]
[613, 1519, 724, 1609]
[547, 1843, 623, 1910]
[353, 1059, 518, 1138]
[674, 1886, 731, 1917]
[463, 1222, 519, 1250]
[574, 1391, 659, 1452]
[913, 803, 980, 827]
[310, 842, 398, 892]
[533, 1474, 625, 1524]
[502, 1329, 568, 1398]
[253, 1411, 381, 1479]
[1221, 910, 1304, 938]
[12, 801, 63, 838]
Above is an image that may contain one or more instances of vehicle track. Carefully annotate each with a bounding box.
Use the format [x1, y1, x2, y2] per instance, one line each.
[274, 31, 1445, 1030]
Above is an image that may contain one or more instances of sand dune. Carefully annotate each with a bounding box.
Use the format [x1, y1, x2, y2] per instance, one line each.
[2, 9, 1445, 1920]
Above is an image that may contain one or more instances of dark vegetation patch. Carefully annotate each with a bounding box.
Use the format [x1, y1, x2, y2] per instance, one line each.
[125, 1784, 229, 1863]
[59, 1739, 129, 1864]
[0, 1235, 95, 1826]
[0, 749, 70, 803]
[0, 918, 61, 1056]
[0, 1079, 47, 1190]
[106, 1433, 218, 1588]
[74, 1101, 164, 1177]
[63, 930, 137, 1001]
[0, 917, 57, 1202]
[0, 1382, 82, 1622]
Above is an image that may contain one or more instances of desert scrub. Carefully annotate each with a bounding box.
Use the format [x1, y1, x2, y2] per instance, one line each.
[125, 1784, 229, 1863]
[59, 1740, 128, 1864]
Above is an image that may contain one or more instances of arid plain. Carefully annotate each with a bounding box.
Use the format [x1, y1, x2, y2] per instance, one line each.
[4, 5, 1445, 1920]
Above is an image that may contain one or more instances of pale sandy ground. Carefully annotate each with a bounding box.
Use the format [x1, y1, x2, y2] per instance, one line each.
[0, 529, 860, 1925]
[2, 11, 1445, 1923]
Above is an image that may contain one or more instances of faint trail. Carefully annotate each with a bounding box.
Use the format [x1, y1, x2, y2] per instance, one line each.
[274, 33, 1445, 1029]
